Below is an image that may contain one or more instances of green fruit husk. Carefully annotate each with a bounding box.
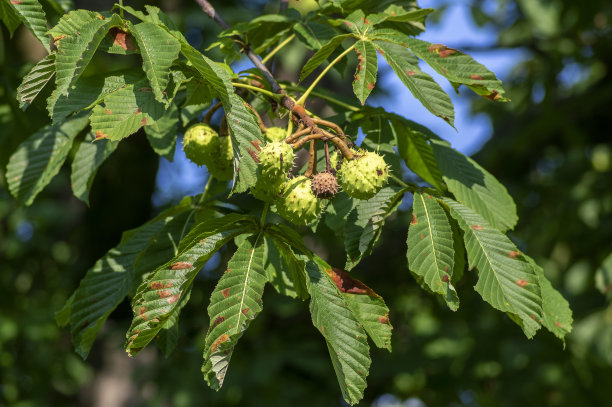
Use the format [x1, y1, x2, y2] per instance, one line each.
[338, 150, 389, 200]
[276, 176, 323, 225]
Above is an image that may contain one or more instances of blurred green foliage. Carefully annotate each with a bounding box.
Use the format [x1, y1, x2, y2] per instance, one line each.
[1, 0, 611, 406]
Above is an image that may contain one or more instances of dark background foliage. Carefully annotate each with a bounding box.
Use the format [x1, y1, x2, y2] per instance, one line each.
[1, 0, 610, 405]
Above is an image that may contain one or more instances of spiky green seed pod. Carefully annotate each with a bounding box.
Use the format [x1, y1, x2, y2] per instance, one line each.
[276, 176, 323, 225]
[259, 141, 294, 177]
[265, 126, 286, 142]
[183, 123, 219, 166]
[338, 150, 389, 200]
[207, 135, 234, 181]
[251, 172, 286, 203]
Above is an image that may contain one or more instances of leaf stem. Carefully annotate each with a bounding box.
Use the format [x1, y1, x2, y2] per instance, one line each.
[296, 43, 357, 106]
[119, 0, 124, 18]
[231, 82, 283, 99]
[260, 203, 270, 227]
[262, 33, 295, 64]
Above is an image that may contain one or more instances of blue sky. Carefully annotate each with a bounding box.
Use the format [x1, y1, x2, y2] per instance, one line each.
[153, 1, 527, 206]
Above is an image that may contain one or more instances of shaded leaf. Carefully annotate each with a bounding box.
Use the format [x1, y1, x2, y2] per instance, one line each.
[144, 102, 178, 161]
[6, 114, 89, 205]
[17, 53, 56, 110]
[264, 236, 308, 300]
[70, 131, 119, 205]
[6, 0, 51, 52]
[432, 139, 517, 232]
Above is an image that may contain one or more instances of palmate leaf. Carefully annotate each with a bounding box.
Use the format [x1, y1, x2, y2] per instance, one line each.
[392, 119, 445, 190]
[443, 198, 543, 338]
[89, 83, 165, 141]
[202, 233, 268, 389]
[299, 34, 354, 82]
[305, 259, 371, 405]
[432, 139, 517, 232]
[129, 21, 181, 103]
[126, 215, 256, 356]
[17, 53, 56, 110]
[344, 186, 405, 270]
[314, 256, 393, 351]
[6, 0, 51, 52]
[352, 40, 378, 105]
[6, 114, 89, 205]
[49, 12, 123, 121]
[374, 40, 455, 126]
[60, 200, 193, 358]
[407, 192, 459, 311]
[70, 131, 119, 205]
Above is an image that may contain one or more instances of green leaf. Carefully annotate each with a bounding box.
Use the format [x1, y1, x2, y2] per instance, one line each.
[324, 193, 355, 233]
[314, 256, 392, 351]
[344, 186, 404, 270]
[180, 44, 262, 192]
[49, 13, 123, 121]
[432, 139, 517, 232]
[89, 83, 165, 141]
[305, 259, 371, 405]
[0, 1, 22, 35]
[70, 131, 119, 205]
[528, 257, 573, 342]
[17, 53, 56, 110]
[352, 40, 378, 105]
[156, 287, 191, 357]
[126, 215, 255, 356]
[293, 21, 338, 50]
[300, 34, 354, 82]
[50, 69, 144, 122]
[374, 40, 455, 126]
[392, 119, 445, 190]
[65, 208, 189, 358]
[130, 21, 181, 103]
[202, 233, 268, 389]
[443, 198, 543, 338]
[368, 5, 434, 25]
[407, 192, 459, 311]
[595, 253, 612, 299]
[6, 114, 89, 205]
[264, 237, 308, 300]
[404, 36, 509, 101]
[144, 102, 178, 161]
[6, 0, 51, 52]
[48, 9, 97, 39]
[264, 223, 312, 257]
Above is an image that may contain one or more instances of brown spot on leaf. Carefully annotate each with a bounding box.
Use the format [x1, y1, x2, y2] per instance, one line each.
[325, 267, 378, 296]
[108, 27, 137, 50]
[367, 82, 375, 91]
[95, 131, 108, 140]
[471, 225, 484, 231]
[10, 0, 21, 4]
[242, 308, 249, 315]
[516, 279, 528, 287]
[509, 251, 520, 259]
[53, 34, 67, 45]
[105, 109, 112, 115]
[405, 70, 416, 76]
[554, 320, 562, 327]
[377, 49, 384, 56]
[134, 108, 141, 115]
[470, 74, 484, 80]
[411, 214, 418, 225]
[225, 267, 230, 274]
[222, 288, 230, 298]
[444, 265, 448, 273]
[378, 314, 389, 324]
[170, 262, 192, 270]
[213, 316, 225, 327]
[420, 234, 424, 239]
[138, 307, 148, 320]
[248, 148, 260, 163]
[442, 275, 449, 282]
[363, 18, 370, 25]
[484, 90, 501, 101]
[166, 294, 179, 304]
[141, 117, 147, 125]
[250, 139, 261, 151]
[158, 290, 172, 299]
[428, 44, 457, 58]
[211, 334, 230, 353]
